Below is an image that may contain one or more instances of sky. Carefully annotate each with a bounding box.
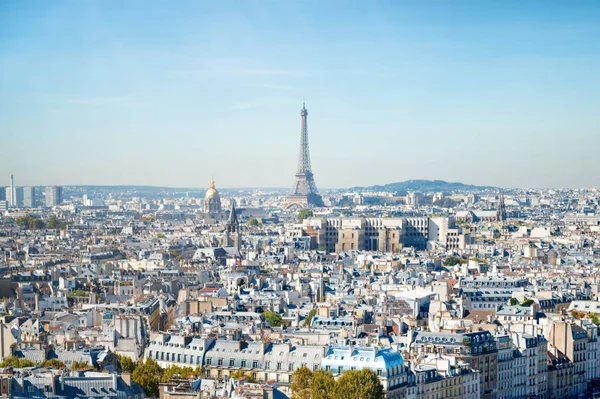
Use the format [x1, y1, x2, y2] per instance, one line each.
[1, 1, 600, 189]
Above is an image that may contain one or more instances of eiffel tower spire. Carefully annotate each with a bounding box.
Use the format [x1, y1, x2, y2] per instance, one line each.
[287, 103, 324, 208]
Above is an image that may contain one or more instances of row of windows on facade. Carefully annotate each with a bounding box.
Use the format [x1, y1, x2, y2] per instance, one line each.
[149, 350, 318, 371]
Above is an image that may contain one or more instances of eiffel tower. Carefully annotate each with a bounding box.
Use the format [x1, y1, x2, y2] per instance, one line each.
[287, 103, 324, 208]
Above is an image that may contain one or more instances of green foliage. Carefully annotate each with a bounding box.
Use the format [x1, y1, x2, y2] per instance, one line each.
[47, 216, 67, 229]
[317, 246, 327, 252]
[297, 209, 314, 222]
[509, 298, 518, 306]
[310, 369, 335, 399]
[303, 309, 317, 328]
[70, 361, 92, 371]
[117, 354, 137, 373]
[132, 358, 163, 398]
[443, 256, 461, 267]
[161, 364, 202, 382]
[520, 298, 534, 307]
[15, 215, 45, 230]
[40, 359, 66, 369]
[230, 370, 256, 383]
[334, 369, 385, 399]
[263, 310, 284, 327]
[0, 356, 35, 368]
[571, 310, 586, 319]
[141, 215, 155, 223]
[468, 257, 488, 264]
[291, 366, 312, 399]
[156, 233, 166, 239]
[247, 218, 260, 227]
[67, 289, 88, 298]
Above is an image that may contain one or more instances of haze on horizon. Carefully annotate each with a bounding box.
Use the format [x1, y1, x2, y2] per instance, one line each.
[1, 1, 600, 190]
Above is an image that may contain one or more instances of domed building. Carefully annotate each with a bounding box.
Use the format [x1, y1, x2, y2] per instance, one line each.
[198, 178, 227, 225]
[204, 178, 221, 213]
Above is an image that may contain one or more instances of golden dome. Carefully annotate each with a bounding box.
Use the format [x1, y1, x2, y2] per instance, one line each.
[205, 178, 220, 200]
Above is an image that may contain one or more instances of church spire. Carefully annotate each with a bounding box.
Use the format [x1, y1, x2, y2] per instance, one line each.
[227, 200, 239, 230]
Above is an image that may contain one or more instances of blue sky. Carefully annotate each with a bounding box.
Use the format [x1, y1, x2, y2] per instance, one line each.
[1, 1, 599, 189]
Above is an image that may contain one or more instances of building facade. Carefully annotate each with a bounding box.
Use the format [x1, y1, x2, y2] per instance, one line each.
[45, 186, 63, 207]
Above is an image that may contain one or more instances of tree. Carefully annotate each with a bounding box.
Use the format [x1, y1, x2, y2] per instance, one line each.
[40, 359, 66, 369]
[67, 289, 88, 298]
[47, 216, 67, 229]
[509, 298, 518, 306]
[310, 369, 335, 399]
[334, 369, 385, 399]
[263, 311, 284, 327]
[132, 358, 164, 398]
[443, 256, 461, 267]
[15, 215, 45, 230]
[71, 361, 92, 371]
[297, 209, 314, 222]
[291, 367, 312, 399]
[571, 310, 586, 319]
[161, 364, 202, 382]
[0, 356, 35, 368]
[117, 354, 137, 373]
[520, 298, 534, 307]
[230, 370, 257, 383]
[303, 309, 317, 328]
[247, 218, 260, 227]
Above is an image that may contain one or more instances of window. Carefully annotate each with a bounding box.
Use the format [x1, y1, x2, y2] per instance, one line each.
[277, 362, 282, 370]
[218, 358, 223, 366]
[266, 361, 271, 369]
[253, 361, 258, 368]
[230, 359, 235, 367]
[241, 360, 247, 368]
[207, 358, 212, 365]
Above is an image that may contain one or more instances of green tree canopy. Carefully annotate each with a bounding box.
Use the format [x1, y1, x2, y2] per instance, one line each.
[0, 356, 35, 368]
[334, 369, 385, 399]
[230, 370, 257, 383]
[443, 256, 461, 267]
[161, 364, 202, 382]
[117, 354, 137, 373]
[40, 359, 67, 369]
[310, 369, 335, 399]
[509, 298, 518, 306]
[247, 218, 260, 227]
[15, 215, 45, 230]
[70, 361, 92, 371]
[291, 366, 312, 399]
[67, 289, 88, 298]
[263, 310, 284, 327]
[132, 358, 164, 397]
[47, 216, 67, 229]
[520, 298, 534, 307]
[303, 309, 317, 328]
[297, 209, 314, 222]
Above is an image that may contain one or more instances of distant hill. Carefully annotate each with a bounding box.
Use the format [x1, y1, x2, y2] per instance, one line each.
[350, 179, 496, 194]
